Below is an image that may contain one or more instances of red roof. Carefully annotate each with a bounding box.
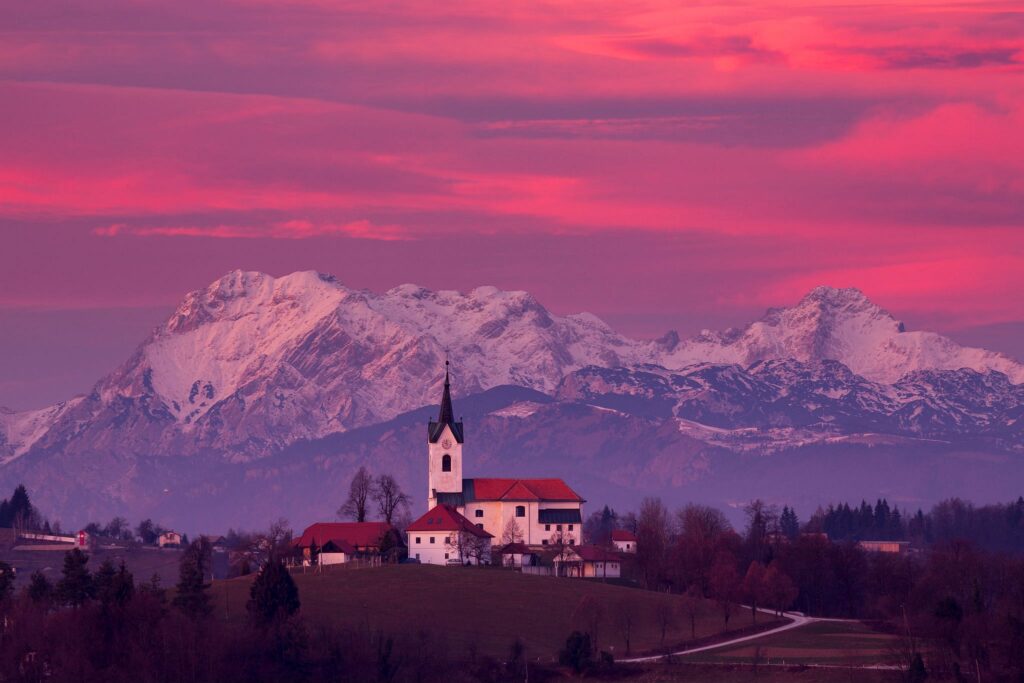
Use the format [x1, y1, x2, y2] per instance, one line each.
[611, 529, 637, 542]
[407, 504, 493, 539]
[572, 545, 622, 562]
[495, 542, 532, 555]
[296, 522, 393, 549]
[470, 478, 583, 502]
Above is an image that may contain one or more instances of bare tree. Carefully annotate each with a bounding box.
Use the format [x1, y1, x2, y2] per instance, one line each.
[655, 599, 676, 645]
[614, 598, 637, 654]
[636, 497, 670, 589]
[710, 551, 740, 629]
[501, 517, 524, 546]
[681, 584, 703, 640]
[445, 530, 489, 565]
[373, 474, 410, 526]
[338, 467, 375, 522]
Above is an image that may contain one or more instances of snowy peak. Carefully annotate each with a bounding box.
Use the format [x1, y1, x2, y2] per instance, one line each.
[661, 286, 1023, 384]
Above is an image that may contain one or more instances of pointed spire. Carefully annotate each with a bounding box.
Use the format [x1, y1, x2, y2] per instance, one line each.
[437, 358, 454, 425]
[429, 354, 464, 443]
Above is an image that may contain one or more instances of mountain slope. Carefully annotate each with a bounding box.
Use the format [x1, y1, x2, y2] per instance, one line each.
[2, 270, 1023, 529]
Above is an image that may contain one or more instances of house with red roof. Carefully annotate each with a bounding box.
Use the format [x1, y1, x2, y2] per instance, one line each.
[425, 362, 586, 551]
[406, 504, 493, 565]
[553, 545, 623, 578]
[611, 529, 637, 553]
[295, 521, 397, 566]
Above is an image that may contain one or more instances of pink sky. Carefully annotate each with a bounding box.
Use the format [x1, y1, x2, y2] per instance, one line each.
[2, 0, 1023, 408]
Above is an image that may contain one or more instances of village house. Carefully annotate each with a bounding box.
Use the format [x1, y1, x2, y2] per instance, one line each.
[158, 531, 182, 548]
[611, 529, 637, 553]
[857, 540, 911, 554]
[553, 545, 622, 578]
[493, 541, 540, 568]
[295, 521, 398, 566]
[406, 504, 492, 565]
[423, 362, 586, 550]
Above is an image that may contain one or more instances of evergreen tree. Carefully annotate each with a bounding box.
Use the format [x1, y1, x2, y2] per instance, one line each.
[0, 561, 14, 604]
[247, 558, 300, 626]
[27, 570, 54, 608]
[780, 506, 800, 539]
[94, 559, 118, 607]
[173, 537, 212, 619]
[57, 548, 94, 607]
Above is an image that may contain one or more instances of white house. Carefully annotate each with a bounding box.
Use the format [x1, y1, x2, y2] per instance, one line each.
[554, 545, 622, 578]
[158, 531, 182, 548]
[611, 529, 637, 553]
[424, 362, 585, 549]
[407, 504, 493, 565]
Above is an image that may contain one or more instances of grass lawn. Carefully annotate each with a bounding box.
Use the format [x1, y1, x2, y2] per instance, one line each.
[1, 544, 184, 589]
[210, 564, 784, 661]
[605, 662, 902, 682]
[681, 620, 903, 667]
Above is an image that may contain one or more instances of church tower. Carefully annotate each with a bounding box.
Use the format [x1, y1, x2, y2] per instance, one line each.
[427, 360, 464, 510]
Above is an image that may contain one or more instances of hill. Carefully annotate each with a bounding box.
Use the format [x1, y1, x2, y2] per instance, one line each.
[212, 564, 784, 660]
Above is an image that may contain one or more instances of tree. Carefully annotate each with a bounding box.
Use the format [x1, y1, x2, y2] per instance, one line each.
[57, 547, 94, 607]
[675, 504, 734, 595]
[446, 530, 490, 565]
[584, 505, 618, 546]
[247, 558, 300, 627]
[174, 537, 212, 619]
[559, 631, 592, 674]
[710, 552, 740, 629]
[614, 598, 637, 654]
[681, 584, 703, 639]
[27, 570, 54, 608]
[501, 517, 524, 546]
[654, 600, 676, 644]
[136, 518, 163, 545]
[780, 506, 800, 540]
[0, 562, 14, 606]
[338, 466, 375, 522]
[95, 559, 134, 608]
[636, 497, 670, 589]
[762, 563, 798, 616]
[741, 561, 767, 622]
[373, 474, 410, 526]
[744, 499, 779, 564]
[104, 516, 130, 540]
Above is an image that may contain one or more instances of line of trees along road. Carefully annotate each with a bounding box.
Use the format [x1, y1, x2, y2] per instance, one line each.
[589, 495, 1024, 679]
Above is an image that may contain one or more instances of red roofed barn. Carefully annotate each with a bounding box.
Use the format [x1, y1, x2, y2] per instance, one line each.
[295, 521, 397, 566]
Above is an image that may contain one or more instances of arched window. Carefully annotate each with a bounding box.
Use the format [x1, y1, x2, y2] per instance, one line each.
[515, 505, 525, 518]
[442, 454, 452, 472]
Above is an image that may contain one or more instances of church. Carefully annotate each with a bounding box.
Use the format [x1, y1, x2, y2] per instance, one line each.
[406, 362, 586, 565]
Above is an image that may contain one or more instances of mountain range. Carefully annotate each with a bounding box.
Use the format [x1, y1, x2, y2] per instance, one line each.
[2, 270, 1022, 531]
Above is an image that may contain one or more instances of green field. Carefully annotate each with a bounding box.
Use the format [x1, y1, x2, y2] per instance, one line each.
[681, 620, 902, 668]
[211, 564, 784, 661]
[608, 662, 902, 682]
[1, 544, 184, 589]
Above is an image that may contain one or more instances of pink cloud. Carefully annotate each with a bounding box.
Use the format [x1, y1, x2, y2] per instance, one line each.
[91, 219, 410, 241]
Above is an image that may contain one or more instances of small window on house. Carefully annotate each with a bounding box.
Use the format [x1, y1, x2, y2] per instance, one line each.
[442, 454, 452, 472]
[475, 509, 483, 518]
[415, 553, 420, 560]
[444, 553, 449, 560]
[416, 537, 421, 544]
[542, 540, 548, 545]
[568, 524, 574, 531]
[515, 505, 525, 517]
[569, 539, 575, 546]
[429, 537, 435, 544]
[545, 524, 551, 531]
[556, 524, 562, 531]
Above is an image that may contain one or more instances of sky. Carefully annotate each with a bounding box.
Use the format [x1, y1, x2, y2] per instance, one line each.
[1, 0, 1023, 410]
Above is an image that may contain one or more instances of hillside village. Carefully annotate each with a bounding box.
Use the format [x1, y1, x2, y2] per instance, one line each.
[1, 363, 1023, 681]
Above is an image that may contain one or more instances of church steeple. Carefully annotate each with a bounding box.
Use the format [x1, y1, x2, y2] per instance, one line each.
[428, 358, 464, 444]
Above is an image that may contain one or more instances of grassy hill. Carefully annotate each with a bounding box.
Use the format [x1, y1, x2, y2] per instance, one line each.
[211, 564, 784, 661]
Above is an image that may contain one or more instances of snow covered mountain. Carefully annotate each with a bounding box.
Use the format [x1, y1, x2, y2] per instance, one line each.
[1, 270, 1022, 528]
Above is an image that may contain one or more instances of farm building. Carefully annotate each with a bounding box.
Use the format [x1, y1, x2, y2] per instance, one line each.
[295, 521, 399, 565]
[553, 545, 622, 578]
[857, 540, 910, 554]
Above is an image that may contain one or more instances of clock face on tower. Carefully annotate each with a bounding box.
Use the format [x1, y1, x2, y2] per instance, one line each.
[441, 437, 452, 449]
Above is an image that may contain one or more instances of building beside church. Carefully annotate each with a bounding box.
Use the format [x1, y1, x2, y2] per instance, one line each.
[407, 362, 586, 564]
